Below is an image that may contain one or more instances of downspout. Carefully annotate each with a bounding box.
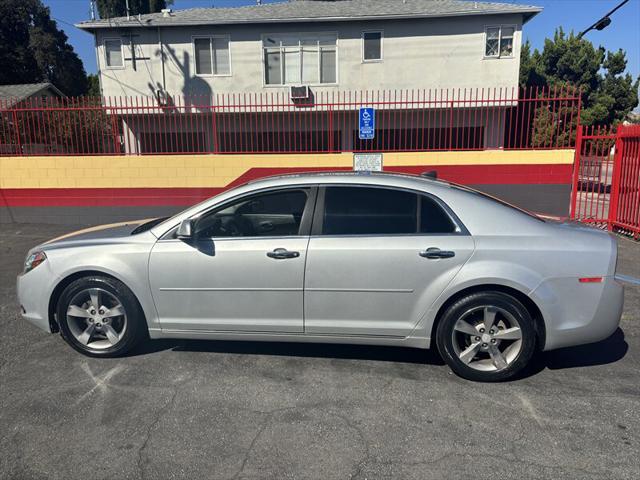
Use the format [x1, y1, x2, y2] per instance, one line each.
[93, 30, 104, 96]
[158, 26, 166, 92]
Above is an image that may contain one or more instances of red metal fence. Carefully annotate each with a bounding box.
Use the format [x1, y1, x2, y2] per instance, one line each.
[0, 86, 580, 156]
[571, 124, 640, 238]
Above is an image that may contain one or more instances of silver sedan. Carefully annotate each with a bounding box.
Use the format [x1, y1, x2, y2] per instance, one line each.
[17, 172, 624, 381]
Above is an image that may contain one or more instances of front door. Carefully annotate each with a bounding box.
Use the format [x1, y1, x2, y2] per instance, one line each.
[149, 187, 315, 333]
[304, 185, 474, 337]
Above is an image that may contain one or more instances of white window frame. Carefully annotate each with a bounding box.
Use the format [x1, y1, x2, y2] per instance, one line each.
[361, 30, 384, 63]
[192, 35, 232, 77]
[103, 37, 125, 70]
[483, 25, 516, 59]
[261, 32, 339, 88]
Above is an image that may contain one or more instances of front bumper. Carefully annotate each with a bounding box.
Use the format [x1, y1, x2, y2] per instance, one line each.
[16, 264, 58, 334]
[531, 276, 624, 351]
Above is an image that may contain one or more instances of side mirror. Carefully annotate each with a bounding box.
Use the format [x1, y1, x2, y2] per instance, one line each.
[177, 219, 195, 239]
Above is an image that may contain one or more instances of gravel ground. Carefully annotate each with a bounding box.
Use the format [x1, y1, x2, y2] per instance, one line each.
[0, 224, 638, 480]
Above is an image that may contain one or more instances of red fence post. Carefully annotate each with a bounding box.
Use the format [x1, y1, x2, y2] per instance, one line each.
[328, 103, 334, 153]
[11, 109, 22, 155]
[607, 125, 625, 231]
[211, 99, 219, 154]
[569, 124, 583, 219]
[448, 99, 454, 150]
[110, 99, 120, 155]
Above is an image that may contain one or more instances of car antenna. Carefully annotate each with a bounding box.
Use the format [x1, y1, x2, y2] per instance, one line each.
[421, 170, 438, 179]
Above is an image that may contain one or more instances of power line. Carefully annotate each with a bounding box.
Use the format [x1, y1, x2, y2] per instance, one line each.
[578, 0, 631, 39]
[53, 17, 77, 28]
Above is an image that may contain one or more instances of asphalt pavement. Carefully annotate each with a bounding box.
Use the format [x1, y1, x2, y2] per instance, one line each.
[0, 223, 638, 480]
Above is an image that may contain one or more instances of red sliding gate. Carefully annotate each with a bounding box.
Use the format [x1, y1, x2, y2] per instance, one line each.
[571, 124, 640, 238]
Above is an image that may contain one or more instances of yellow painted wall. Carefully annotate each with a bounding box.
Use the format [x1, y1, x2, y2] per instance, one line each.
[0, 149, 574, 189]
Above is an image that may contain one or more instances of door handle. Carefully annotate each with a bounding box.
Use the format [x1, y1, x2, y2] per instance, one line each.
[267, 248, 300, 259]
[419, 247, 455, 259]
[259, 221, 275, 233]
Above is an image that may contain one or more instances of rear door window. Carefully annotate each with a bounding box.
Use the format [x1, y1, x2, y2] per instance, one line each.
[322, 186, 417, 235]
[320, 185, 460, 236]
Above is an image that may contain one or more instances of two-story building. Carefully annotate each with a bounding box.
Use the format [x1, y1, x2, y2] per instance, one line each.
[77, 0, 542, 154]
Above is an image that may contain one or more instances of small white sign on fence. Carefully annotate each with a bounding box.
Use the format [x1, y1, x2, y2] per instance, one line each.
[353, 153, 383, 172]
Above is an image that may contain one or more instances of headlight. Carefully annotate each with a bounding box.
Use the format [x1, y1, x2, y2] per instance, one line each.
[24, 251, 47, 274]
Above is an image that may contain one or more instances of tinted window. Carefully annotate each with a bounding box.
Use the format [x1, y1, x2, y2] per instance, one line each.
[323, 187, 417, 235]
[196, 189, 308, 238]
[420, 196, 457, 233]
[363, 31, 382, 61]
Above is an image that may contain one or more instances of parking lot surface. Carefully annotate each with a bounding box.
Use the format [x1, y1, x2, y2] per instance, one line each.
[1, 224, 639, 480]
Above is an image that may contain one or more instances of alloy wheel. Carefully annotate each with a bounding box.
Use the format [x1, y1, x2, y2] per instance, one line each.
[66, 288, 127, 350]
[450, 305, 523, 372]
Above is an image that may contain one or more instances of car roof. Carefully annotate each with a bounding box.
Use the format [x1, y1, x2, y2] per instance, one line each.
[246, 170, 452, 191]
[248, 170, 433, 183]
[150, 169, 546, 238]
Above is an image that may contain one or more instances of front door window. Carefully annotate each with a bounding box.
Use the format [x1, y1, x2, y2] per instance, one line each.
[195, 189, 309, 238]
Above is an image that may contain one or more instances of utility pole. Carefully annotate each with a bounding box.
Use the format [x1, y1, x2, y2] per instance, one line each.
[578, 0, 630, 39]
[125, 0, 131, 20]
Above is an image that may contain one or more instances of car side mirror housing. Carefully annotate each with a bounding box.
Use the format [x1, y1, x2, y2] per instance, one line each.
[177, 219, 195, 239]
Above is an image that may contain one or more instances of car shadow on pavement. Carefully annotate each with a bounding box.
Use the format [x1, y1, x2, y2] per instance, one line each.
[129, 338, 446, 365]
[127, 327, 628, 375]
[524, 327, 628, 377]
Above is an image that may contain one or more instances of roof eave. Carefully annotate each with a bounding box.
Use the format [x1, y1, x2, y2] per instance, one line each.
[75, 7, 544, 31]
[522, 8, 542, 24]
[39, 83, 66, 98]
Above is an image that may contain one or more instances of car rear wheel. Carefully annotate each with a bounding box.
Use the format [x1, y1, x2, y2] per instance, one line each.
[57, 276, 146, 357]
[436, 291, 537, 382]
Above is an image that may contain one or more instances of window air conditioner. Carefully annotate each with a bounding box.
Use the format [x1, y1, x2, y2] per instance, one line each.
[290, 86, 310, 100]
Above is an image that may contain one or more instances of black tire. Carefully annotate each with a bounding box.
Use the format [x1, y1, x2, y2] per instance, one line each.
[435, 291, 537, 382]
[57, 275, 147, 357]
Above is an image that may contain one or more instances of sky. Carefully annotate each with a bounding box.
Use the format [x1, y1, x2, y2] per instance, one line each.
[46, 0, 640, 79]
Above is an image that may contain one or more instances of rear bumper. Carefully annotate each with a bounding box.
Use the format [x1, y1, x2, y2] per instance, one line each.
[614, 274, 640, 287]
[531, 276, 624, 351]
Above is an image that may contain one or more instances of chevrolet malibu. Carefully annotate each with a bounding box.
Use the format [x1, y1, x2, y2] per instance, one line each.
[17, 172, 624, 381]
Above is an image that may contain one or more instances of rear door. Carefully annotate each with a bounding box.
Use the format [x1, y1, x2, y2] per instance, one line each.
[303, 185, 474, 337]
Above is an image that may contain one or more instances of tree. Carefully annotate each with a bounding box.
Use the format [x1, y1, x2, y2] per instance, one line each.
[520, 28, 639, 145]
[0, 0, 88, 96]
[87, 74, 101, 97]
[96, 0, 173, 18]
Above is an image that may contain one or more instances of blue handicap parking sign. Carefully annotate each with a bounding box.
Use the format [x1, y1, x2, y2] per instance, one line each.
[359, 107, 375, 140]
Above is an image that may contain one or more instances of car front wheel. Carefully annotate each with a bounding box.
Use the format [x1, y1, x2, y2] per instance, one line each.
[436, 291, 537, 382]
[57, 275, 146, 357]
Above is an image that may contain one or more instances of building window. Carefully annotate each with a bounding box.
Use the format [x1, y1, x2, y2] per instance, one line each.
[193, 36, 231, 76]
[362, 31, 383, 62]
[263, 33, 337, 85]
[485, 26, 515, 58]
[104, 39, 123, 68]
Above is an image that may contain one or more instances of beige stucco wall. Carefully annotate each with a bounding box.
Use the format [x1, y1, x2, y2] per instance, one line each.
[94, 13, 524, 99]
